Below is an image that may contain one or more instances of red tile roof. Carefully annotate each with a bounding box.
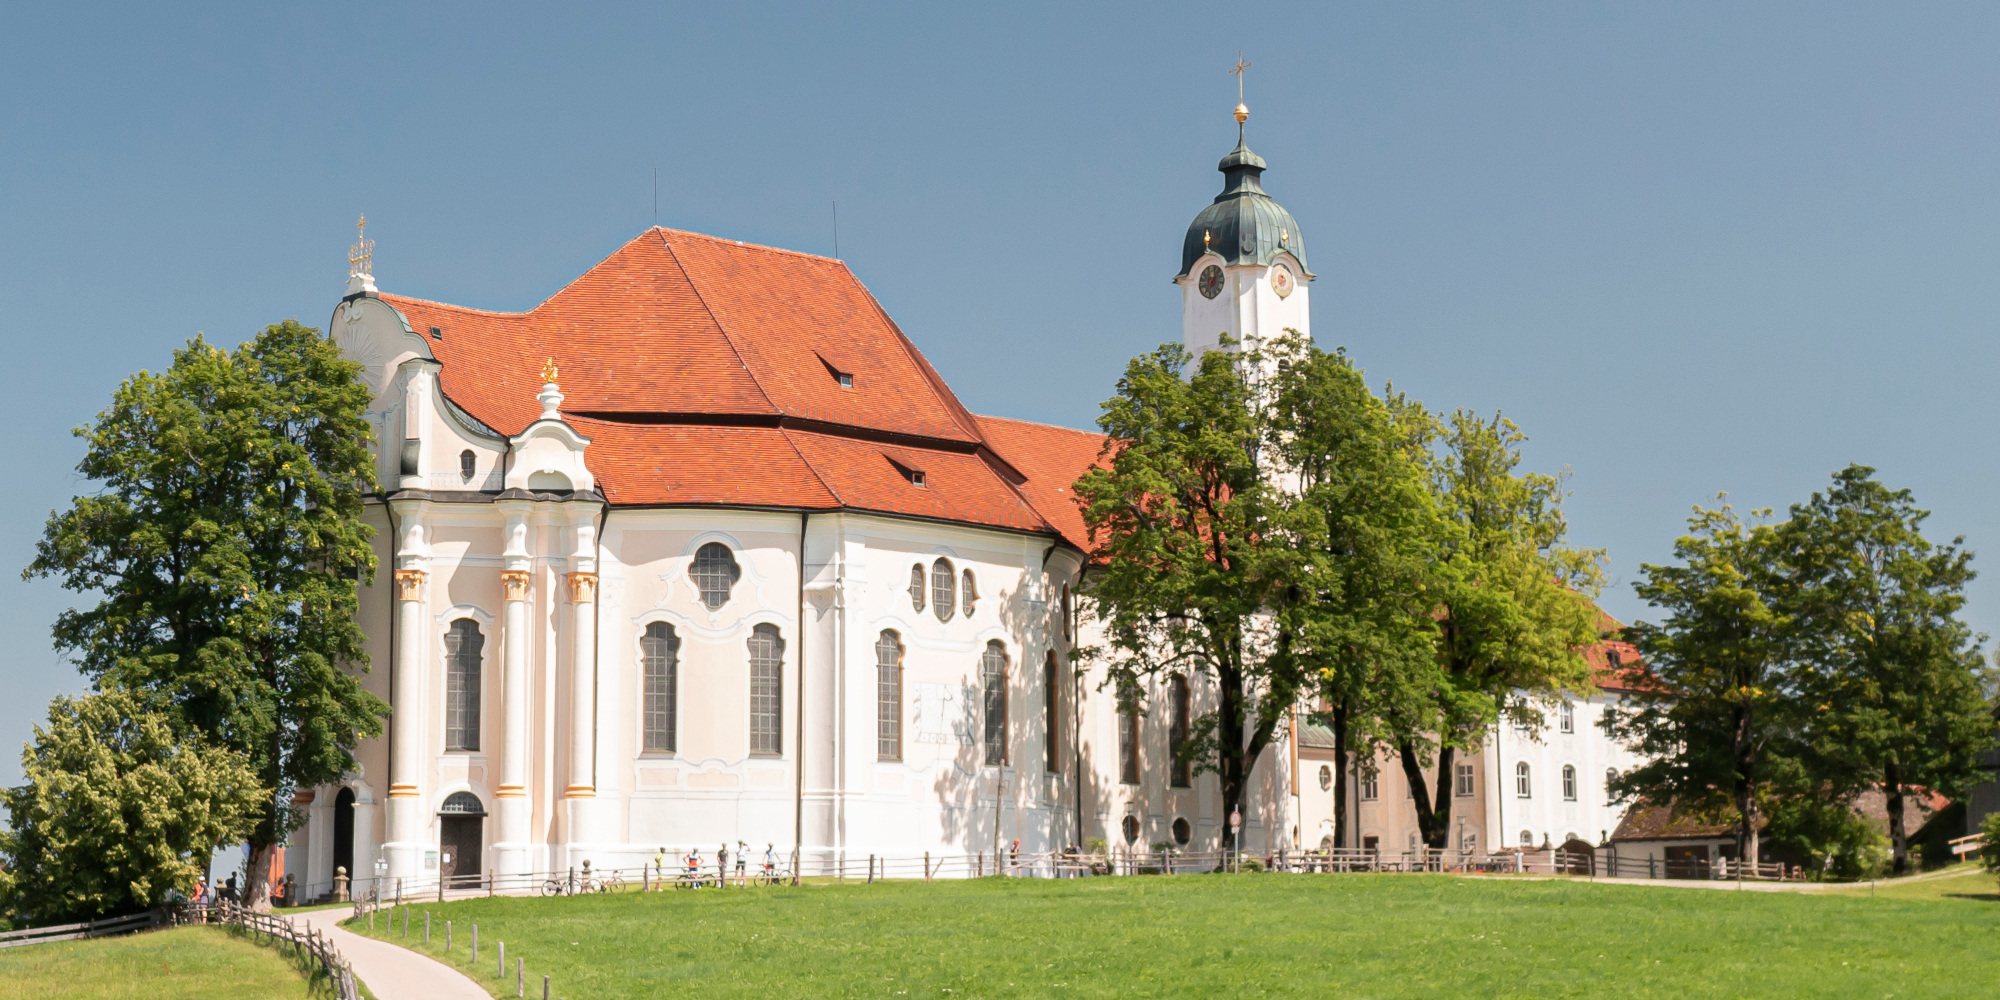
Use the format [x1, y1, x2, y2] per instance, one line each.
[379, 227, 1102, 547]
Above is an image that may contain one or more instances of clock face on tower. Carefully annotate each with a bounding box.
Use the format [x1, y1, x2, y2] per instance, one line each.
[1270, 265, 1294, 299]
[1198, 265, 1224, 299]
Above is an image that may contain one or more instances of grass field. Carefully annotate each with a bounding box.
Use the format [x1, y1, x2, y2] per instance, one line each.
[345, 872, 2000, 999]
[1826, 862, 2000, 903]
[0, 925, 315, 999]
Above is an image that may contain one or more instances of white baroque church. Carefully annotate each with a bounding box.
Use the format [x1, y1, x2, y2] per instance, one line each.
[292, 110, 1324, 895]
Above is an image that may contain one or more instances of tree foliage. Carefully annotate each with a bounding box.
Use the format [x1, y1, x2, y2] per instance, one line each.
[1390, 409, 1604, 850]
[24, 321, 384, 909]
[1075, 341, 1301, 849]
[0, 690, 261, 924]
[1778, 465, 1990, 873]
[1608, 502, 1792, 866]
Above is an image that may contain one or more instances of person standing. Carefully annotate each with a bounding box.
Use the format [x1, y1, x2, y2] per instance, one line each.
[653, 846, 667, 891]
[735, 841, 749, 886]
[717, 844, 729, 887]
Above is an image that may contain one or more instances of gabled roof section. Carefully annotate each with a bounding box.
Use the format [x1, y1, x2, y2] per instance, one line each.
[383, 228, 981, 444]
[973, 414, 1109, 552]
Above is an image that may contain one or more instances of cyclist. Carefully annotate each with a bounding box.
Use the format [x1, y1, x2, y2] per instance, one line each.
[762, 843, 777, 883]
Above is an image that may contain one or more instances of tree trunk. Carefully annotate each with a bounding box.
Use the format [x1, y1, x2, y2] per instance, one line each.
[1733, 699, 1759, 869]
[1397, 741, 1438, 849]
[1218, 664, 1246, 854]
[1885, 760, 1907, 875]
[1428, 746, 1456, 851]
[1331, 700, 1350, 850]
[242, 839, 279, 913]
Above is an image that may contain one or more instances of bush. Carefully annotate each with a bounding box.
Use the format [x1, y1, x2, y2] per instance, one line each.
[1981, 811, 2000, 878]
[1765, 797, 1889, 880]
[0, 691, 261, 924]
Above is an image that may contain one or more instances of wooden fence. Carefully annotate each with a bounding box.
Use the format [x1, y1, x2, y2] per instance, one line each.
[0, 909, 166, 950]
[179, 901, 361, 1000]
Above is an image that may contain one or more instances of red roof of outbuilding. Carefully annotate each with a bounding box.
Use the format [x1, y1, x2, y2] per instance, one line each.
[379, 228, 1099, 548]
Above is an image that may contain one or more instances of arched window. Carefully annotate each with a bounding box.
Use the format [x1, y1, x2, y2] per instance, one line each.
[876, 631, 903, 760]
[1558, 701, 1575, 734]
[961, 569, 978, 617]
[459, 449, 476, 482]
[748, 624, 784, 755]
[1605, 768, 1618, 796]
[440, 791, 486, 816]
[1121, 815, 1140, 845]
[908, 565, 926, 612]
[641, 622, 680, 753]
[1060, 584, 1072, 642]
[1515, 761, 1532, 799]
[931, 558, 956, 622]
[982, 640, 1007, 766]
[1168, 675, 1191, 788]
[1519, 829, 1534, 849]
[1118, 703, 1140, 785]
[1043, 651, 1059, 773]
[444, 618, 483, 751]
[1562, 764, 1578, 801]
[690, 543, 740, 610]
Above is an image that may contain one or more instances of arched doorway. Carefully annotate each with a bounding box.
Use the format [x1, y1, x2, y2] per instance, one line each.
[1558, 837, 1595, 875]
[439, 792, 485, 888]
[333, 787, 356, 885]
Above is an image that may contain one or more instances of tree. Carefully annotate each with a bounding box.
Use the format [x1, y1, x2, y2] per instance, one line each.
[1391, 410, 1602, 851]
[25, 321, 384, 911]
[1264, 334, 1440, 851]
[1608, 501, 1793, 867]
[1780, 465, 1992, 874]
[0, 690, 261, 923]
[1074, 341, 1307, 852]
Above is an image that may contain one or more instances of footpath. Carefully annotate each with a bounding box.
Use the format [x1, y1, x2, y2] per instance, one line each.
[294, 907, 491, 1000]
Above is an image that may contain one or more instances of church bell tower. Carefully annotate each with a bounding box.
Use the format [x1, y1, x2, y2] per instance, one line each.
[1177, 88, 1312, 358]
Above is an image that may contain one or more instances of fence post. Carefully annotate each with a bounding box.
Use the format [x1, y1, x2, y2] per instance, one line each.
[517, 956, 525, 997]
[924, 851, 931, 882]
[471, 923, 477, 961]
[543, 974, 551, 1000]
[425, 911, 431, 945]
[489, 869, 496, 898]
[977, 851, 983, 877]
[499, 940, 505, 978]
[446, 919, 452, 952]
[396, 878, 403, 906]
[402, 906, 408, 939]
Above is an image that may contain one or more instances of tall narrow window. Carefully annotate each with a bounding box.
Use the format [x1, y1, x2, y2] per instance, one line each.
[1605, 768, 1618, 796]
[459, 449, 476, 482]
[1060, 585, 1072, 642]
[691, 543, 740, 610]
[1044, 651, 1059, 773]
[931, 558, 956, 622]
[1558, 701, 1575, 734]
[1562, 764, 1577, 801]
[961, 569, 978, 617]
[1454, 762, 1474, 797]
[748, 624, 784, 755]
[876, 630, 903, 760]
[1515, 761, 1532, 799]
[1360, 766, 1379, 801]
[1168, 675, 1191, 788]
[908, 564, 926, 612]
[982, 640, 1007, 766]
[444, 619, 483, 751]
[1118, 704, 1139, 785]
[641, 622, 680, 753]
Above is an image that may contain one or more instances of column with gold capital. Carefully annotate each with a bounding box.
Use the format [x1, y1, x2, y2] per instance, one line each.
[563, 511, 601, 854]
[494, 503, 533, 876]
[383, 505, 429, 881]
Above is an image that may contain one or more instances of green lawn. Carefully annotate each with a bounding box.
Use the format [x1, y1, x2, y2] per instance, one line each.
[0, 925, 315, 999]
[343, 873, 2000, 999]
[1827, 862, 2000, 902]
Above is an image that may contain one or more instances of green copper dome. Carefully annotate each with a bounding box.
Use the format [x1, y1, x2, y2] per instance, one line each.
[1180, 132, 1310, 278]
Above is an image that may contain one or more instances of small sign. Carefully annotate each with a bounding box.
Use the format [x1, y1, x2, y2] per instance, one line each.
[424, 850, 439, 871]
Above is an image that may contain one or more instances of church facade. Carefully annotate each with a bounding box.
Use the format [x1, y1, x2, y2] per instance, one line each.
[293, 114, 1328, 895]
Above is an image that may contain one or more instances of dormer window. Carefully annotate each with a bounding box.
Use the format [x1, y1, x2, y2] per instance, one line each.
[430, 326, 443, 341]
[818, 352, 853, 389]
[459, 449, 476, 483]
[886, 455, 926, 488]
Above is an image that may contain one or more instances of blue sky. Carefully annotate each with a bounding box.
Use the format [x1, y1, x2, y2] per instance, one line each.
[5, 4, 2000, 783]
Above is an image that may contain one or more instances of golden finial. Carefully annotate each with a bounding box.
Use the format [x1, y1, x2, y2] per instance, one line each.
[1230, 53, 1251, 125]
[541, 357, 560, 384]
[347, 213, 374, 278]
[1204, 229, 1212, 248]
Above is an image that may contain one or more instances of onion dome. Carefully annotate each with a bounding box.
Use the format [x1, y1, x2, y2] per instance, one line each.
[1180, 110, 1310, 278]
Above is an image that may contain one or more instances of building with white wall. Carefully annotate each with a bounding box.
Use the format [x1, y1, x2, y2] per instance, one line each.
[290, 105, 1335, 896]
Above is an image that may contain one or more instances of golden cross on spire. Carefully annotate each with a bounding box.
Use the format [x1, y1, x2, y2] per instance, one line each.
[348, 213, 374, 278]
[1230, 53, 1251, 126]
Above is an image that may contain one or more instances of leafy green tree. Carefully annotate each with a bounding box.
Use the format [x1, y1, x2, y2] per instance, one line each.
[1779, 466, 1992, 874]
[1075, 342, 1306, 851]
[25, 321, 383, 911]
[1609, 501, 1794, 867]
[1391, 410, 1603, 851]
[0, 690, 262, 923]
[1264, 334, 1440, 850]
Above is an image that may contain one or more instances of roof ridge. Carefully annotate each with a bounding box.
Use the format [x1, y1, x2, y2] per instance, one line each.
[777, 427, 845, 507]
[378, 292, 525, 319]
[655, 229, 782, 416]
[653, 226, 846, 266]
[863, 294, 989, 446]
[974, 412, 1102, 437]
